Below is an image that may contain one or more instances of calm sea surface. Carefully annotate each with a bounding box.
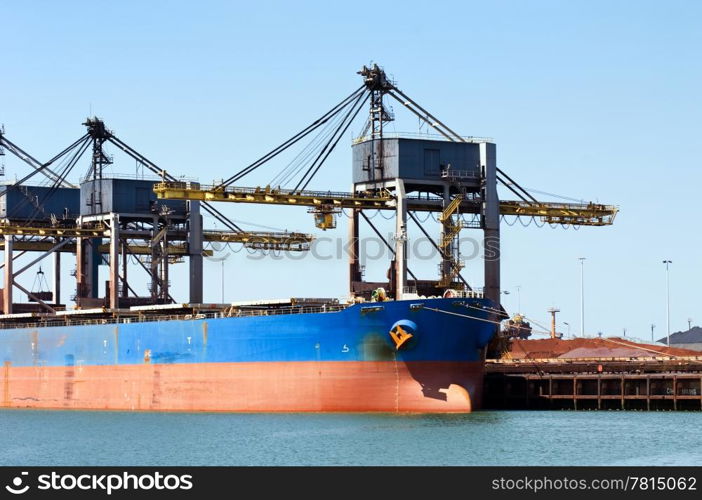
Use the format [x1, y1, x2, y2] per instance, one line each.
[0, 410, 699, 466]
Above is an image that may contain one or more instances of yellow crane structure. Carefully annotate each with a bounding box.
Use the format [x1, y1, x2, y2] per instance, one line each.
[0, 221, 313, 252]
[153, 182, 617, 227]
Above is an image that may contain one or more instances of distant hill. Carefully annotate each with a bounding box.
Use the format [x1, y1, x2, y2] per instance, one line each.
[657, 326, 702, 344]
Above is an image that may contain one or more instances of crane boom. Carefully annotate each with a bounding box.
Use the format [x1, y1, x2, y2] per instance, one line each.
[0, 221, 313, 251]
[153, 181, 617, 226]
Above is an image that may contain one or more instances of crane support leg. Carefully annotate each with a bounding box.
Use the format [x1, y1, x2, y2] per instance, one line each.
[481, 142, 501, 304]
[76, 219, 100, 304]
[53, 241, 61, 305]
[3, 236, 13, 314]
[108, 213, 120, 309]
[348, 208, 361, 295]
[188, 201, 204, 304]
[121, 242, 128, 298]
[394, 179, 408, 299]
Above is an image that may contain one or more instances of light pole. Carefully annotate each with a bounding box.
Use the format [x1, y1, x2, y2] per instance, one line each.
[578, 257, 586, 336]
[651, 323, 655, 343]
[688, 318, 693, 331]
[548, 307, 560, 339]
[516, 285, 521, 313]
[563, 321, 570, 337]
[663, 260, 672, 346]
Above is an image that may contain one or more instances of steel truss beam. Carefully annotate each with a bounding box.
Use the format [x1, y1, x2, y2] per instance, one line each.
[153, 182, 617, 226]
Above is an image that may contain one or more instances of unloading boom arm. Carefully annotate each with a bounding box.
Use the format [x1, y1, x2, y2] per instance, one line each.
[153, 182, 617, 226]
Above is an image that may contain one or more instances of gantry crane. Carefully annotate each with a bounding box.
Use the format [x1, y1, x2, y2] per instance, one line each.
[0, 122, 313, 313]
[153, 64, 617, 304]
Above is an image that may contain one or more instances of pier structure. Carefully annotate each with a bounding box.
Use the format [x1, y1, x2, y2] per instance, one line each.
[484, 358, 702, 411]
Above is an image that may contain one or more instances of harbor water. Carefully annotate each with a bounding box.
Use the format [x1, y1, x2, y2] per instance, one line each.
[0, 409, 700, 466]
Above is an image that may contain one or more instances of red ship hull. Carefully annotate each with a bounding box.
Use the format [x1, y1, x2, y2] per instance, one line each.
[2, 360, 484, 413]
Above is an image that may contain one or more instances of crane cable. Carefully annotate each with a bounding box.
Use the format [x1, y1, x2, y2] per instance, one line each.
[294, 91, 369, 192]
[270, 103, 350, 188]
[423, 306, 522, 329]
[0, 133, 90, 195]
[107, 134, 246, 234]
[25, 136, 91, 225]
[7, 135, 91, 222]
[219, 85, 367, 188]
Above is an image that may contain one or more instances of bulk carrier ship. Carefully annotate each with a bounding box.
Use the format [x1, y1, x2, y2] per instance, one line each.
[0, 65, 616, 412]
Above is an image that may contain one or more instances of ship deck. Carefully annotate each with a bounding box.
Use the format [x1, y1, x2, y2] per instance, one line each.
[0, 298, 350, 331]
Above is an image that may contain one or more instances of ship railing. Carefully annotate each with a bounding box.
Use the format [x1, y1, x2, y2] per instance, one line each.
[450, 289, 484, 299]
[0, 305, 350, 330]
[0, 313, 217, 330]
[224, 304, 348, 318]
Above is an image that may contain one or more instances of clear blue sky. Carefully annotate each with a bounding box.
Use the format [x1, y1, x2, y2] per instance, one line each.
[2, 0, 700, 342]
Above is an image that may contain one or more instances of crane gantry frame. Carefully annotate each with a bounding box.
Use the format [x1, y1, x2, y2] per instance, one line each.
[0, 123, 313, 313]
[152, 64, 617, 303]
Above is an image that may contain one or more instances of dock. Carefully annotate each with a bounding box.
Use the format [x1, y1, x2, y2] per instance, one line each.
[484, 357, 702, 411]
